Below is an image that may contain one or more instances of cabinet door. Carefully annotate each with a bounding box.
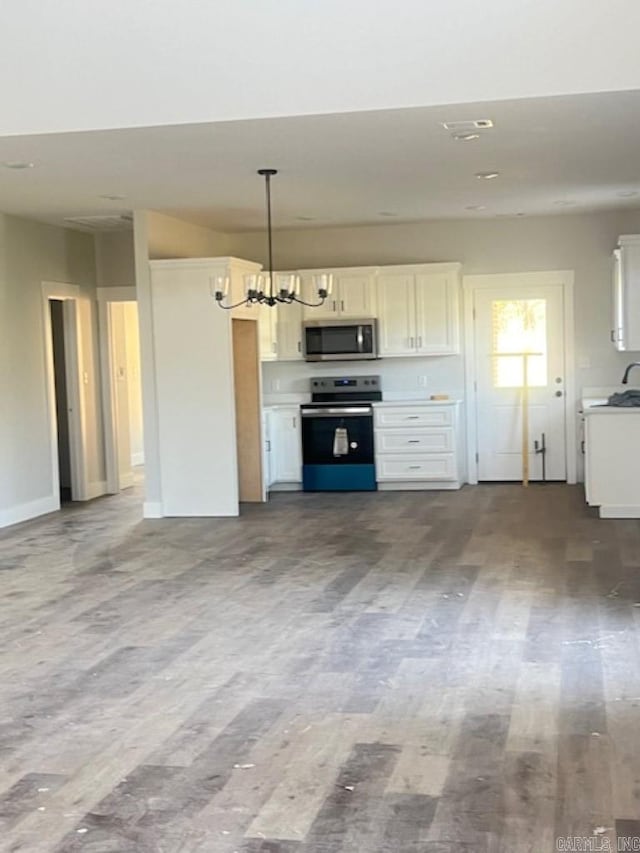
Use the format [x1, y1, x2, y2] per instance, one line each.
[276, 301, 303, 361]
[615, 241, 640, 352]
[415, 272, 460, 355]
[301, 273, 339, 319]
[612, 249, 624, 351]
[271, 408, 302, 482]
[263, 411, 274, 489]
[259, 305, 278, 361]
[376, 274, 416, 356]
[336, 272, 376, 317]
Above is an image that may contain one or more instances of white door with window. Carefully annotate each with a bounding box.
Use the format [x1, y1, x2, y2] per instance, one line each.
[473, 282, 567, 481]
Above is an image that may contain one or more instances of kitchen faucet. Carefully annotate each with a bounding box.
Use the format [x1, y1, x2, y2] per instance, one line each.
[621, 363, 640, 384]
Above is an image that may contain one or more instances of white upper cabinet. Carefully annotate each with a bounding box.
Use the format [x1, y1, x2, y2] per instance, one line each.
[300, 268, 377, 319]
[376, 264, 461, 356]
[612, 236, 640, 352]
[258, 304, 278, 361]
[276, 300, 304, 361]
[257, 274, 303, 362]
[415, 269, 460, 355]
[377, 273, 415, 355]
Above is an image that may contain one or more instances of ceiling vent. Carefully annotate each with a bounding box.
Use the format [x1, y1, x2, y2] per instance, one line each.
[441, 119, 494, 131]
[63, 214, 133, 232]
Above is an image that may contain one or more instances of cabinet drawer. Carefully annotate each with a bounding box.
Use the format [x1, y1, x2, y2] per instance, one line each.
[376, 454, 456, 481]
[375, 428, 453, 454]
[374, 407, 453, 428]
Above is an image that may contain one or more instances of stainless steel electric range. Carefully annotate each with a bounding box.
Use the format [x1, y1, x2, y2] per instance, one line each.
[300, 375, 382, 491]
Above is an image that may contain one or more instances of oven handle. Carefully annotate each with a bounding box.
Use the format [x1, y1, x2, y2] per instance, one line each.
[301, 407, 373, 417]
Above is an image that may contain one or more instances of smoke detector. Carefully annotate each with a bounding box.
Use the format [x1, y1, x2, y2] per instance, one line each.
[441, 119, 494, 131]
[63, 214, 133, 232]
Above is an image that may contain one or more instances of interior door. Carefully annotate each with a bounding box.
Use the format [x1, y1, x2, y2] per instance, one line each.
[474, 283, 566, 481]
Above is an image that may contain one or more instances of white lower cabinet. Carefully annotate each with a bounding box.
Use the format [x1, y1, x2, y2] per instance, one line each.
[584, 409, 640, 517]
[266, 406, 302, 489]
[374, 403, 463, 490]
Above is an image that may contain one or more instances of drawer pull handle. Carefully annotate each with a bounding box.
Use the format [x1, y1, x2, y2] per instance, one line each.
[406, 416, 420, 419]
[408, 465, 421, 470]
[408, 440, 420, 444]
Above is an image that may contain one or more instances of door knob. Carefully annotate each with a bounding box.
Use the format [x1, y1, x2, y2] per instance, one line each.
[555, 390, 563, 397]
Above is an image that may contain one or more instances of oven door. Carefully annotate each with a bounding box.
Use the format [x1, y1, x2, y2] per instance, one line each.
[301, 406, 377, 491]
[303, 321, 377, 361]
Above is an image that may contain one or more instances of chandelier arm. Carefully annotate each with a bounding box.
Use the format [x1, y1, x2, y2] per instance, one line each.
[291, 295, 328, 308]
[215, 296, 253, 310]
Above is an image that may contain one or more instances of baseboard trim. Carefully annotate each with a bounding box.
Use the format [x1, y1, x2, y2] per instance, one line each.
[377, 480, 463, 491]
[269, 482, 303, 492]
[119, 472, 135, 490]
[599, 504, 640, 519]
[0, 494, 59, 529]
[143, 501, 163, 518]
[131, 452, 145, 467]
[86, 480, 108, 500]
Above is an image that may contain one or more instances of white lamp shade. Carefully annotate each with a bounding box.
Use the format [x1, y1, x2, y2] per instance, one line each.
[277, 273, 297, 296]
[313, 273, 333, 296]
[210, 275, 230, 297]
[244, 273, 263, 296]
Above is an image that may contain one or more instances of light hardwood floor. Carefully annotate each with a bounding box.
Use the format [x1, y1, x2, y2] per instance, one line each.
[1, 483, 640, 852]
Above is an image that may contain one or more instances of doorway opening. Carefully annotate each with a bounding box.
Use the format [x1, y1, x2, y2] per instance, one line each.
[43, 282, 87, 506]
[50, 300, 72, 502]
[99, 295, 145, 495]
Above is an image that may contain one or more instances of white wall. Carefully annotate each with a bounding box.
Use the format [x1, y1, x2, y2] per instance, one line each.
[123, 303, 144, 467]
[147, 212, 232, 260]
[0, 214, 101, 526]
[3, 1, 640, 135]
[231, 209, 640, 400]
[150, 260, 238, 517]
[135, 211, 237, 516]
[95, 230, 136, 288]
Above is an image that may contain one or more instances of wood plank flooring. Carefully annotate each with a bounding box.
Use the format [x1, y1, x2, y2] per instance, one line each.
[1, 483, 640, 851]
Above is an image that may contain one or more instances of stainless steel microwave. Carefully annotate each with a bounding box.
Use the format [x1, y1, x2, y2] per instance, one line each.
[302, 318, 378, 361]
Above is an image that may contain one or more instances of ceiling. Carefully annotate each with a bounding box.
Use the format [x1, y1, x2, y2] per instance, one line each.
[1, 90, 640, 232]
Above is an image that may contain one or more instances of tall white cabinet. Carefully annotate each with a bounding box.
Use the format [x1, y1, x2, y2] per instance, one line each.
[377, 263, 461, 356]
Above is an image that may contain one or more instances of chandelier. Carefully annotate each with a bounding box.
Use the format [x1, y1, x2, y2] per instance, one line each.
[214, 169, 331, 309]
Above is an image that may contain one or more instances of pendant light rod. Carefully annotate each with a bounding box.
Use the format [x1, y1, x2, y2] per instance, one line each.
[258, 168, 277, 300]
[213, 168, 330, 309]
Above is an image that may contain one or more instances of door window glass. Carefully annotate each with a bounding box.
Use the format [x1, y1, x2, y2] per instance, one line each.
[491, 299, 547, 388]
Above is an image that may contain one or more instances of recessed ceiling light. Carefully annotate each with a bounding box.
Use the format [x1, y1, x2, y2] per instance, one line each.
[475, 171, 499, 180]
[617, 190, 638, 198]
[442, 119, 493, 131]
[99, 193, 126, 201]
[465, 205, 486, 211]
[378, 211, 397, 217]
[3, 160, 35, 170]
[452, 132, 480, 142]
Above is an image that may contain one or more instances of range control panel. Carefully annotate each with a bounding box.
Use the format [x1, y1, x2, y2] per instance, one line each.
[310, 375, 381, 394]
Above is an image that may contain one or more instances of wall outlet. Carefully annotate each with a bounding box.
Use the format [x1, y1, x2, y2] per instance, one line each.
[417, 375, 428, 388]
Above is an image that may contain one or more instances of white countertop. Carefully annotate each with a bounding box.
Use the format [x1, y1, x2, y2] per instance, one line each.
[583, 404, 640, 415]
[263, 397, 462, 409]
[373, 399, 461, 407]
